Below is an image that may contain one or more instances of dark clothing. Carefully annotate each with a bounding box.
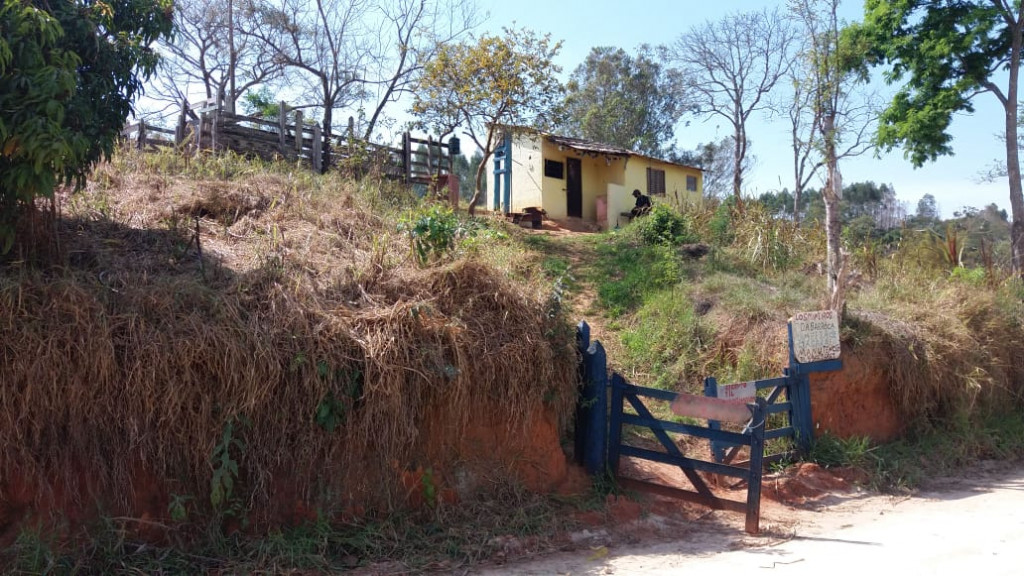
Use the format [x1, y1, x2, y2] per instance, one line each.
[631, 193, 652, 217]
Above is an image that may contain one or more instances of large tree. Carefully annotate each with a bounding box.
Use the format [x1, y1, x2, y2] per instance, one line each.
[411, 27, 563, 215]
[243, 0, 371, 149]
[358, 0, 480, 141]
[0, 0, 173, 253]
[559, 45, 684, 157]
[151, 0, 282, 112]
[853, 0, 1024, 275]
[673, 8, 796, 203]
[790, 0, 874, 311]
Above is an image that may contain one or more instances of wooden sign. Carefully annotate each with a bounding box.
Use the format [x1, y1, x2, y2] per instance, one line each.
[790, 310, 841, 363]
[671, 393, 752, 424]
[717, 381, 756, 403]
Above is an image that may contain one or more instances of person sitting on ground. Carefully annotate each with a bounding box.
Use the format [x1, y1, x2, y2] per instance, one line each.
[631, 189, 653, 218]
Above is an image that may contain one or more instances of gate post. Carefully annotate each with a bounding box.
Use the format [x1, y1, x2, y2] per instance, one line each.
[607, 373, 626, 475]
[703, 376, 727, 463]
[574, 322, 591, 466]
[745, 397, 768, 534]
[786, 322, 814, 454]
[581, 341, 608, 476]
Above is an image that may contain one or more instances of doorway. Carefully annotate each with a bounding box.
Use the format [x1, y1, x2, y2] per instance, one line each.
[566, 157, 582, 218]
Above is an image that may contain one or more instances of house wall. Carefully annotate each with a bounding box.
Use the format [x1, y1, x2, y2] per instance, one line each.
[607, 157, 703, 230]
[497, 132, 703, 230]
[489, 132, 544, 213]
[537, 139, 627, 223]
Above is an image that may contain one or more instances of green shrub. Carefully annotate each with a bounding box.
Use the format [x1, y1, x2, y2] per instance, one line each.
[399, 204, 466, 265]
[707, 197, 737, 246]
[629, 204, 698, 246]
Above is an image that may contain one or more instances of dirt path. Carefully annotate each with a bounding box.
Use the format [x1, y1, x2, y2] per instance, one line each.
[475, 460, 1024, 575]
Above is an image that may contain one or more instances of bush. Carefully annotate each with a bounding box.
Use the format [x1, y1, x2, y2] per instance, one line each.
[707, 197, 736, 246]
[629, 204, 698, 247]
[399, 203, 467, 265]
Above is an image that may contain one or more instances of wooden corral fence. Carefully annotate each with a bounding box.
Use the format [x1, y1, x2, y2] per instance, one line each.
[122, 99, 456, 183]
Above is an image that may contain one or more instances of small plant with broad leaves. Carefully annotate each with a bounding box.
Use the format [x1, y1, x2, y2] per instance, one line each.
[399, 203, 469, 265]
[210, 416, 249, 521]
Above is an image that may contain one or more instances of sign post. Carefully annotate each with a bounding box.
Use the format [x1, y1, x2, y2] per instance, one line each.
[786, 310, 842, 453]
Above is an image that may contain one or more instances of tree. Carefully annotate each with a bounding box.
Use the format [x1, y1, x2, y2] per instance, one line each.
[560, 45, 685, 157]
[451, 151, 485, 202]
[679, 137, 754, 200]
[783, 52, 822, 226]
[0, 0, 173, 252]
[358, 0, 480, 141]
[915, 193, 940, 224]
[150, 0, 282, 113]
[244, 0, 371, 155]
[411, 27, 563, 215]
[853, 0, 1024, 275]
[674, 8, 796, 203]
[789, 0, 873, 311]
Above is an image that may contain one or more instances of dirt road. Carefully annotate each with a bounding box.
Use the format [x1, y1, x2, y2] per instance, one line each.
[477, 460, 1024, 575]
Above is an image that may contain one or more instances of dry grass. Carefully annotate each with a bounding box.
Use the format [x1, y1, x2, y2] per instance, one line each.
[0, 149, 577, 525]
[849, 277, 1024, 427]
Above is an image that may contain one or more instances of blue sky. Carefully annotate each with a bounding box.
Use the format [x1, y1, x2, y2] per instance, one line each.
[481, 0, 1012, 218]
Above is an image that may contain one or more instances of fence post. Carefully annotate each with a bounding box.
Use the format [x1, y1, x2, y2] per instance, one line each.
[294, 110, 303, 158]
[582, 340, 608, 476]
[607, 373, 626, 476]
[574, 321, 591, 466]
[402, 132, 412, 182]
[312, 124, 322, 172]
[136, 120, 146, 151]
[211, 109, 218, 152]
[745, 397, 768, 534]
[704, 376, 727, 463]
[278, 102, 287, 155]
[786, 322, 814, 454]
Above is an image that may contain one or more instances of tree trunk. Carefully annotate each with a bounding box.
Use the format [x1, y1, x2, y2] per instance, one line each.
[823, 115, 843, 306]
[733, 123, 745, 210]
[467, 151, 489, 217]
[1006, 20, 1024, 276]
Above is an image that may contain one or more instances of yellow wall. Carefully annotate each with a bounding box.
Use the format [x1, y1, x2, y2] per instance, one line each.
[536, 139, 628, 223]
[500, 132, 703, 229]
[623, 156, 703, 207]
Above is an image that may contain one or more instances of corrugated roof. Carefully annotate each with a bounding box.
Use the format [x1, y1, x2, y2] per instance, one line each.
[545, 134, 635, 157]
[541, 132, 702, 172]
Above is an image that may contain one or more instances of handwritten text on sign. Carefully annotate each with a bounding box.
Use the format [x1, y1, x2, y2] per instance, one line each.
[717, 381, 756, 403]
[790, 310, 841, 363]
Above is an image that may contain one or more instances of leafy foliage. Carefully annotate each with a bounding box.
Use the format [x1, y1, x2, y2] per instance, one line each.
[0, 0, 173, 252]
[399, 203, 466, 265]
[559, 45, 684, 157]
[628, 204, 697, 247]
[411, 27, 564, 208]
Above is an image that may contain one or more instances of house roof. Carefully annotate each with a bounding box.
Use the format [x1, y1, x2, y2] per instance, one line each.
[503, 126, 702, 172]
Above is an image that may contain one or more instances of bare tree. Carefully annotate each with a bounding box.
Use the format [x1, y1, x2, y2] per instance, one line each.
[784, 55, 822, 226]
[788, 0, 876, 311]
[359, 0, 480, 141]
[151, 0, 282, 112]
[674, 8, 796, 204]
[244, 0, 372, 147]
[682, 137, 755, 200]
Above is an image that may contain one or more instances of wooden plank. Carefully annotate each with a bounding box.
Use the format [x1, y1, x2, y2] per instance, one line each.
[624, 393, 716, 498]
[617, 445, 749, 480]
[616, 477, 746, 513]
[619, 413, 750, 444]
[670, 393, 752, 424]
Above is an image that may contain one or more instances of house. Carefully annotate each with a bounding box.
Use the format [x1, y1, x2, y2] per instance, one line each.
[487, 127, 703, 230]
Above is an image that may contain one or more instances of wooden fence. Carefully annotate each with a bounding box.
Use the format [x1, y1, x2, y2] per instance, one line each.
[122, 99, 454, 182]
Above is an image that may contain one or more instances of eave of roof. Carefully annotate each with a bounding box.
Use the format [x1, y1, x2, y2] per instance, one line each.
[500, 125, 703, 172]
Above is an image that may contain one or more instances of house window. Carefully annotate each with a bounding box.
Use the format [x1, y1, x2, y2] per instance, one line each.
[646, 167, 666, 196]
[544, 159, 564, 179]
[686, 175, 698, 192]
